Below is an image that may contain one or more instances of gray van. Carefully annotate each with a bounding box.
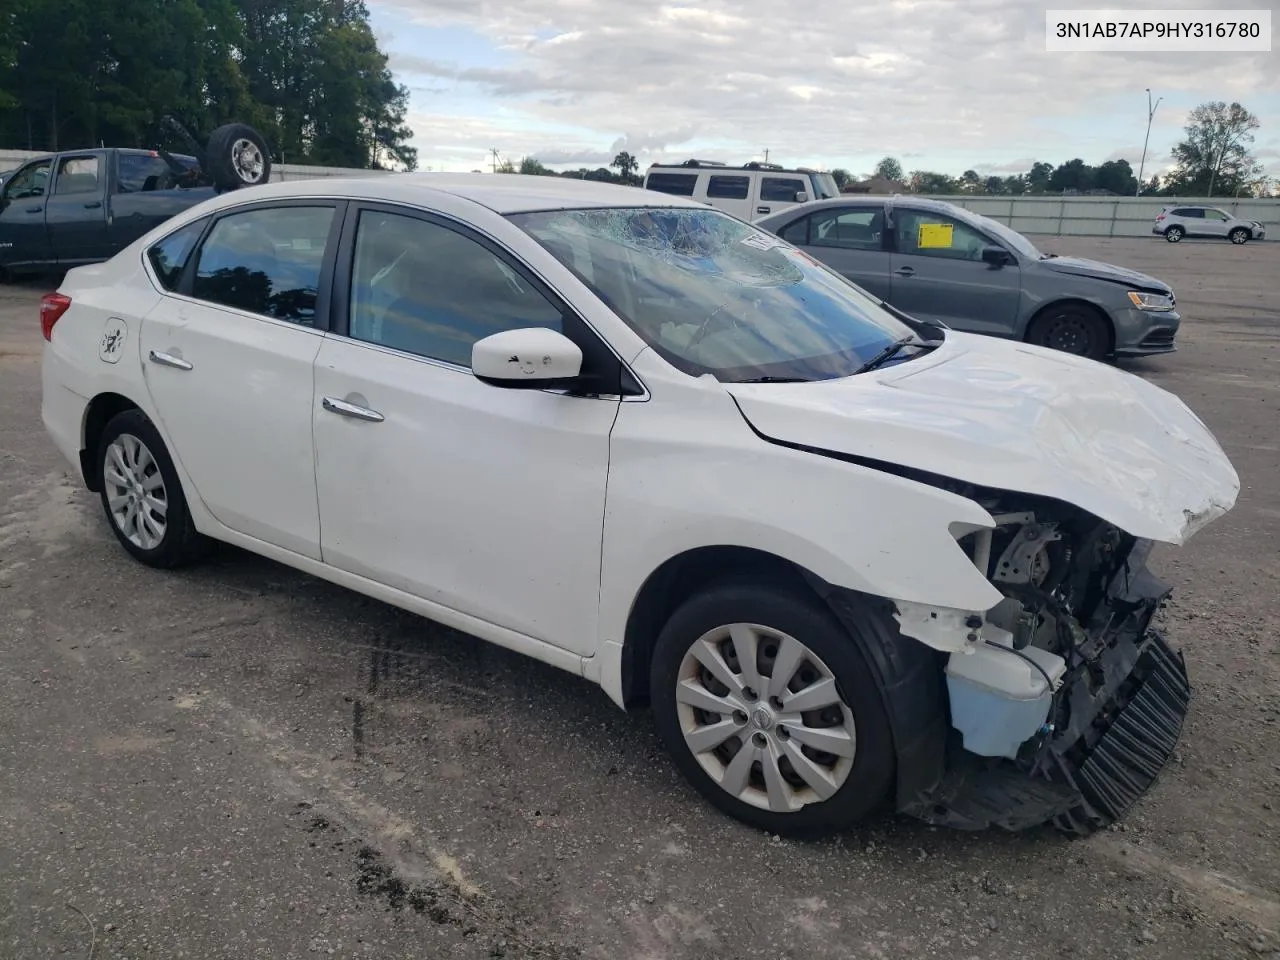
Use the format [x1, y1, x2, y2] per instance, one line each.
[756, 197, 1180, 361]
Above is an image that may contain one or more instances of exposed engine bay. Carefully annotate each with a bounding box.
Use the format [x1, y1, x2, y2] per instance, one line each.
[910, 496, 1187, 835]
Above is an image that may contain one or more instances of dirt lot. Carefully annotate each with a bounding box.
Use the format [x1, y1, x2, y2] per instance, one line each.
[1, 236, 1278, 960]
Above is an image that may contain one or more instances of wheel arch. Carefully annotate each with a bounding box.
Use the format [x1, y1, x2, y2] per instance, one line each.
[1025, 298, 1115, 356]
[79, 391, 143, 492]
[620, 545, 814, 710]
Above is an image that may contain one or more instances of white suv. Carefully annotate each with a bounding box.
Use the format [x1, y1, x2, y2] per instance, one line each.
[643, 160, 840, 221]
[41, 175, 1238, 838]
[1153, 205, 1266, 244]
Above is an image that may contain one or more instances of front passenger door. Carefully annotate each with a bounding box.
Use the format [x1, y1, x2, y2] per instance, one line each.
[312, 205, 618, 654]
[888, 207, 1022, 335]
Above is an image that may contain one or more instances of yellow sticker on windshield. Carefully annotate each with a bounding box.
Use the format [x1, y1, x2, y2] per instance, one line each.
[917, 222, 953, 248]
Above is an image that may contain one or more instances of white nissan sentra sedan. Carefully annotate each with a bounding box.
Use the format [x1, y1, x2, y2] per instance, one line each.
[41, 175, 1238, 837]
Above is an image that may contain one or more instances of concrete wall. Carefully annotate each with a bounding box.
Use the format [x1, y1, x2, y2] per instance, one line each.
[919, 194, 1278, 238]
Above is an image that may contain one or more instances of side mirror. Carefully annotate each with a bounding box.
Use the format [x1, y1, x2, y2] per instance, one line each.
[794, 190, 810, 203]
[981, 245, 1012, 267]
[472, 327, 583, 389]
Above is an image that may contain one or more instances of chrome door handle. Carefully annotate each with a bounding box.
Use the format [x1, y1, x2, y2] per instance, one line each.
[322, 396, 384, 423]
[148, 349, 193, 371]
[895, 266, 915, 277]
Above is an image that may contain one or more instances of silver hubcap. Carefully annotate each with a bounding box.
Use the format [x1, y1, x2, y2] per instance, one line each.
[232, 138, 264, 181]
[104, 434, 168, 550]
[676, 623, 856, 813]
[1232, 232, 1245, 243]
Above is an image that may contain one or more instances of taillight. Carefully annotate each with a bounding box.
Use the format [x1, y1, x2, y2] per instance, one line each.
[1156, 214, 1165, 221]
[40, 292, 72, 341]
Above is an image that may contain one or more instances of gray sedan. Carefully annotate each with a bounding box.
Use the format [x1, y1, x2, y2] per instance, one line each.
[756, 197, 1180, 361]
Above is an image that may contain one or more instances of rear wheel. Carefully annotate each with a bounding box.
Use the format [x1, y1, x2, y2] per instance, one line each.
[1164, 225, 1184, 242]
[1229, 227, 1250, 245]
[1025, 304, 1111, 361]
[650, 580, 895, 837]
[97, 409, 208, 568]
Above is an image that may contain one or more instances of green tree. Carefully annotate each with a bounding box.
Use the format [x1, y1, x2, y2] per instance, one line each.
[872, 156, 903, 181]
[1049, 158, 1094, 193]
[1094, 159, 1137, 195]
[1168, 101, 1262, 197]
[519, 156, 553, 176]
[908, 170, 957, 194]
[830, 168, 852, 190]
[1026, 161, 1053, 194]
[611, 150, 638, 183]
[0, 0, 416, 169]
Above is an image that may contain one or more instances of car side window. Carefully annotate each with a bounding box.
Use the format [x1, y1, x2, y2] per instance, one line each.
[1205, 209, 1228, 220]
[894, 210, 989, 261]
[706, 176, 749, 200]
[191, 206, 336, 325]
[147, 218, 208, 291]
[778, 215, 810, 245]
[3, 160, 51, 199]
[54, 156, 100, 195]
[347, 209, 563, 368]
[1172, 208, 1203, 218]
[118, 154, 175, 193]
[760, 177, 807, 202]
[808, 208, 885, 252]
[645, 173, 698, 197]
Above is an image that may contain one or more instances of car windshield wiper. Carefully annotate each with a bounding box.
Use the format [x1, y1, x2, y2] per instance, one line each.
[854, 336, 924, 375]
[732, 376, 812, 384]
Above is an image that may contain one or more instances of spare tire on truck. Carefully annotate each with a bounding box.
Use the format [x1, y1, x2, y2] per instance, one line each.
[205, 122, 273, 190]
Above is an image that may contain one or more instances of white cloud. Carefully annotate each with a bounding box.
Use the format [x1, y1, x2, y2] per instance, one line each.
[372, 0, 1280, 173]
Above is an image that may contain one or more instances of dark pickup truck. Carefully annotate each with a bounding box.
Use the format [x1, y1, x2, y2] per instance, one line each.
[0, 121, 273, 279]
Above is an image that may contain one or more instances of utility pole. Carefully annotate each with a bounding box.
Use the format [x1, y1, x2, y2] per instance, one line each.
[489, 147, 500, 173]
[1136, 88, 1161, 197]
[763, 148, 770, 164]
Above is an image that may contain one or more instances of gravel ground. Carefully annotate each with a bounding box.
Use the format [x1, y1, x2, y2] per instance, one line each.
[1, 235, 1278, 960]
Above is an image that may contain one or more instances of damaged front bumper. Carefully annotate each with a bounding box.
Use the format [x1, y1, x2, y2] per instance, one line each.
[904, 538, 1188, 836]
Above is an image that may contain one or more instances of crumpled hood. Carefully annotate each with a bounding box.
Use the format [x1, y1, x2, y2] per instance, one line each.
[1040, 255, 1171, 294]
[727, 333, 1238, 545]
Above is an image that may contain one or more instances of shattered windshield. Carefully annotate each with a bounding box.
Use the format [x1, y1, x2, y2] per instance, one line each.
[508, 206, 917, 382]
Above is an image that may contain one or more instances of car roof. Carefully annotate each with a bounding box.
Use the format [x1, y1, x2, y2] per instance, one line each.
[204, 173, 708, 216]
[756, 195, 968, 223]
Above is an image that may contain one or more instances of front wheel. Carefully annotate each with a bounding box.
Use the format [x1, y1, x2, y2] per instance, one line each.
[1164, 225, 1184, 242]
[1229, 227, 1250, 245]
[1025, 304, 1111, 361]
[649, 581, 895, 837]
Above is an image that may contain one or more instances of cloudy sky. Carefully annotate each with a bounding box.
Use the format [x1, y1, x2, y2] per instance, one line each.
[365, 0, 1280, 182]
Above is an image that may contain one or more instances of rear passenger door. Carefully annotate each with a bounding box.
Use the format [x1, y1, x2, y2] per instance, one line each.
[45, 154, 111, 264]
[754, 175, 809, 219]
[139, 200, 344, 559]
[777, 204, 892, 300]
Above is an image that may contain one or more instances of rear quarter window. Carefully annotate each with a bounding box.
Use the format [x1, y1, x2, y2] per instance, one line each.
[147, 218, 208, 291]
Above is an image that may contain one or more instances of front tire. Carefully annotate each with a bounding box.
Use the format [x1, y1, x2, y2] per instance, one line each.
[97, 409, 208, 568]
[1164, 225, 1184, 242]
[1025, 304, 1111, 361]
[1229, 227, 1250, 245]
[650, 580, 895, 837]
